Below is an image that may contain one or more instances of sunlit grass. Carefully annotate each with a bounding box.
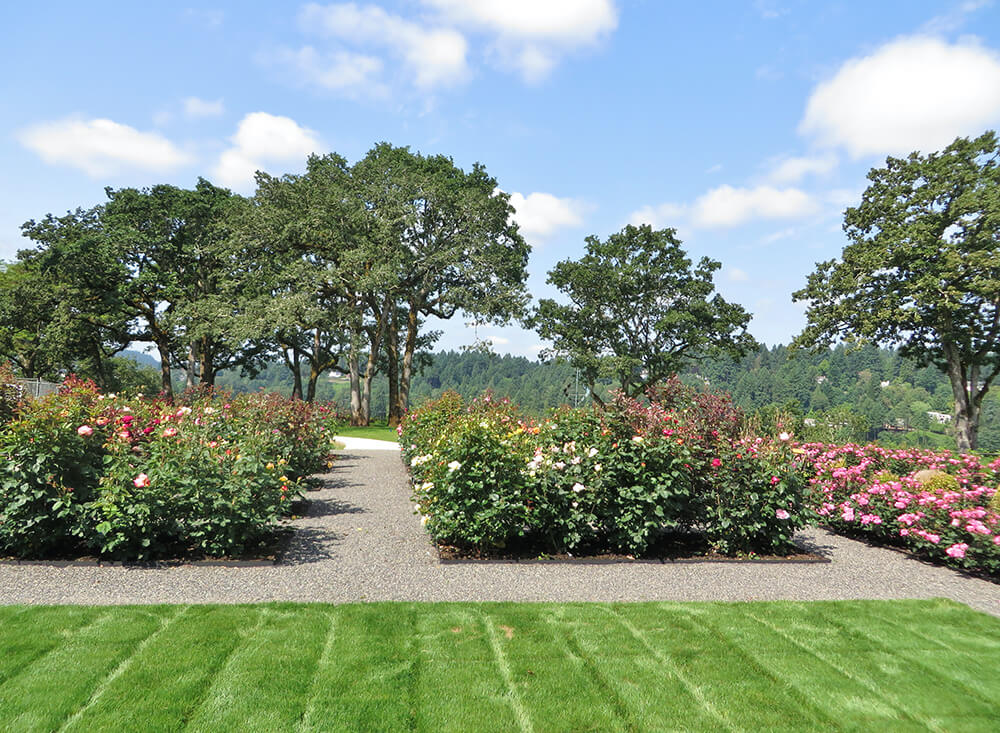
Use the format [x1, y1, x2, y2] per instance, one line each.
[1, 600, 998, 731]
[334, 424, 399, 443]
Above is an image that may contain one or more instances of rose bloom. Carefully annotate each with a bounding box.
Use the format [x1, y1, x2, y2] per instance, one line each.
[162, 427, 178, 437]
[945, 543, 968, 559]
[711, 458, 722, 468]
[775, 509, 790, 520]
[778, 432, 791, 441]
[77, 425, 93, 437]
[133, 473, 151, 488]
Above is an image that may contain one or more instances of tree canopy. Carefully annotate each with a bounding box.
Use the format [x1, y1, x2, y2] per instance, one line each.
[533, 224, 756, 400]
[792, 130, 1000, 451]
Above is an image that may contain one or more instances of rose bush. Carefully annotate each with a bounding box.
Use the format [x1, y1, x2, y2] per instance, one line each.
[0, 380, 341, 559]
[401, 384, 808, 557]
[799, 442, 1000, 577]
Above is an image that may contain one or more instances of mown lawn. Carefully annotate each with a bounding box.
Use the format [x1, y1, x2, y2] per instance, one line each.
[334, 423, 399, 443]
[1, 600, 998, 731]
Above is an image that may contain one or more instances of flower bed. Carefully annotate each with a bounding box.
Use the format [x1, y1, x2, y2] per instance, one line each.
[0, 377, 341, 560]
[799, 442, 1000, 578]
[400, 384, 807, 558]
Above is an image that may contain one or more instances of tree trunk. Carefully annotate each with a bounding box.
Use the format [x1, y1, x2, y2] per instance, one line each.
[348, 336, 362, 425]
[307, 362, 320, 403]
[398, 301, 419, 421]
[185, 344, 197, 389]
[283, 346, 303, 401]
[944, 343, 979, 452]
[198, 338, 216, 387]
[386, 310, 401, 428]
[155, 340, 173, 399]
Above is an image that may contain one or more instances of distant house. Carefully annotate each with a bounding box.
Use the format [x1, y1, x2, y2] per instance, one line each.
[926, 411, 952, 424]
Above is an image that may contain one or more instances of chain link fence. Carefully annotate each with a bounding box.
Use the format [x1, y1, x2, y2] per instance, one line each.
[13, 378, 61, 399]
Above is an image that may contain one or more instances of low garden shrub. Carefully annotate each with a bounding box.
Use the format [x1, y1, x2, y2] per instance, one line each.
[0, 379, 341, 559]
[799, 442, 1000, 577]
[400, 382, 808, 557]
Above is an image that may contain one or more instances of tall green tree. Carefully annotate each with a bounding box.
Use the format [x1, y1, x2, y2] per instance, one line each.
[247, 155, 358, 403]
[792, 131, 1000, 451]
[534, 224, 756, 401]
[352, 143, 530, 425]
[17, 208, 133, 384]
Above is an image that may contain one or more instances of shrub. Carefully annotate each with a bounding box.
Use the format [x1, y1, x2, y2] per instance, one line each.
[401, 387, 807, 557]
[0, 385, 340, 559]
[801, 443, 1000, 577]
[0, 377, 105, 556]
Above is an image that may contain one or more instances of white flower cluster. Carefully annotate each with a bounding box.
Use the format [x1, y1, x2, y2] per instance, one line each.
[410, 454, 433, 467]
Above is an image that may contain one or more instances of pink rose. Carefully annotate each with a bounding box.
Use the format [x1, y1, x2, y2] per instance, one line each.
[162, 427, 178, 437]
[711, 458, 722, 468]
[945, 543, 968, 559]
[775, 509, 790, 520]
[77, 425, 93, 437]
[133, 473, 150, 488]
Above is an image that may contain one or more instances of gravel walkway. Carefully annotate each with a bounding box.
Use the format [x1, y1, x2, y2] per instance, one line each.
[2, 449, 999, 616]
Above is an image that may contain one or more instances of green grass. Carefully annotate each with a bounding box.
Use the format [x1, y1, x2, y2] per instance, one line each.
[1, 600, 998, 731]
[334, 424, 399, 443]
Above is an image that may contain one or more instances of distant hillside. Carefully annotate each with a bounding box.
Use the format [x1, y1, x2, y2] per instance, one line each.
[119, 349, 160, 369]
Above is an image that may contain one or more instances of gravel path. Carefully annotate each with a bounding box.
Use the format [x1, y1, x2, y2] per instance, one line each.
[2, 449, 999, 616]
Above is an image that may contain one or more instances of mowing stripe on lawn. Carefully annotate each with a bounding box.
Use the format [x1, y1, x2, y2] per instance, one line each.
[296, 610, 338, 732]
[0, 606, 101, 688]
[482, 612, 533, 733]
[61, 605, 255, 732]
[555, 604, 721, 730]
[183, 605, 330, 732]
[601, 605, 736, 732]
[415, 606, 521, 731]
[539, 606, 638, 730]
[810, 604, 1000, 727]
[740, 605, 939, 731]
[679, 603, 842, 730]
[58, 605, 190, 732]
[295, 603, 417, 731]
[0, 607, 172, 732]
[705, 602, 905, 730]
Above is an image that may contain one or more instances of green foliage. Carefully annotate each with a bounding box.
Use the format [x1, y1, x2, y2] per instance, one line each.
[0, 386, 341, 559]
[0, 377, 105, 556]
[534, 224, 756, 398]
[793, 130, 1000, 451]
[401, 387, 807, 556]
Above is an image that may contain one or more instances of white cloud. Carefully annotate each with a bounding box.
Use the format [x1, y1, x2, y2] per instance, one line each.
[271, 46, 385, 96]
[509, 192, 584, 238]
[213, 112, 324, 190]
[17, 117, 194, 177]
[183, 97, 225, 119]
[766, 153, 838, 184]
[489, 335, 510, 345]
[800, 36, 1000, 158]
[422, 0, 617, 81]
[920, 0, 992, 34]
[760, 227, 797, 244]
[298, 3, 469, 89]
[627, 202, 686, 229]
[727, 267, 749, 282]
[691, 185, 817, 228]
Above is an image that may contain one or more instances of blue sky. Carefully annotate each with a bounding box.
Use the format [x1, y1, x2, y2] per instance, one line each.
[4, 1, 1000, 357]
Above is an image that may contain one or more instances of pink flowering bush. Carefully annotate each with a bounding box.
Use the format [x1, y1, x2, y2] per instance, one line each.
[0, 377, 106, 556]
[799, 442, 1000, 577]
[401, 385, 807, 556]
[0, 383, 341, 559]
